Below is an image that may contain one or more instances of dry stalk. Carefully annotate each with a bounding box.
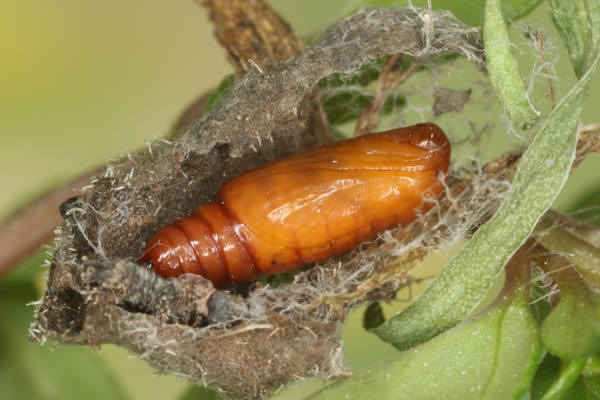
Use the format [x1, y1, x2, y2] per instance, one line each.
[354, 55, 421, 136]
[537, 27, 557, 108]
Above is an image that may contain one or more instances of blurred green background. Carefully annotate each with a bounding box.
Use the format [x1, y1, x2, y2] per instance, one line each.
[1, 1, 599, 399]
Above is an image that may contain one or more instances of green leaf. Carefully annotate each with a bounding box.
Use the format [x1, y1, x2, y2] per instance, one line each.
[0, 251, 128, 400]
[484, 0, 539, 129]
[204, 74, 235, 113]
[540, 266, 600, 358]
[372, 52, 600, 350]
[306, 259, 541, 400]
[549, 0, 600, 78]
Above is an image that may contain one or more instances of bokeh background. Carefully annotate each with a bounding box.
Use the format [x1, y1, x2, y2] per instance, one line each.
[1, 1, 599, 399]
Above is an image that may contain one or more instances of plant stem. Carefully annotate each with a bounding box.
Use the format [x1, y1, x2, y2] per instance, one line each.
[354, 55, 420, 136]
[540, 358, 587, 400]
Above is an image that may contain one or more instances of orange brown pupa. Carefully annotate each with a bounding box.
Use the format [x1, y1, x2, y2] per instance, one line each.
[139, 123, 451, 286]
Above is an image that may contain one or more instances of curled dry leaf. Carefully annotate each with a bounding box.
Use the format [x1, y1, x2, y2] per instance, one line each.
[433, 87, 472, 117]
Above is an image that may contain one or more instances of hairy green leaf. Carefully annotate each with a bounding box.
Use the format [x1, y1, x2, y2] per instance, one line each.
[549, 0, 600, 78]
[306, 259, 540, 400]
[484, 0, 539, 129]
[372, 52, 599, 350]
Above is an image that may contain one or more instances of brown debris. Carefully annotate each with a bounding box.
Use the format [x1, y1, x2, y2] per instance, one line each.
[433, 87, 472, 117]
